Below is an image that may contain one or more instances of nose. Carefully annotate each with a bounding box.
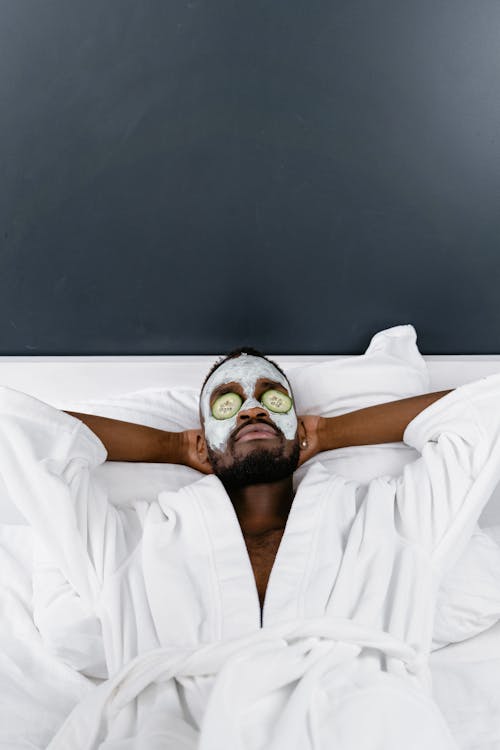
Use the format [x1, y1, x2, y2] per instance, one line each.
[237, 405, 269, 423]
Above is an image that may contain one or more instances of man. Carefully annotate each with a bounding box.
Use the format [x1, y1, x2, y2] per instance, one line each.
[0, 347, 499, 749]
[65, 345, 451, 618]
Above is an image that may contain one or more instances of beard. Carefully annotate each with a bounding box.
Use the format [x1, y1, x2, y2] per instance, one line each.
[207, 440, 301, 490]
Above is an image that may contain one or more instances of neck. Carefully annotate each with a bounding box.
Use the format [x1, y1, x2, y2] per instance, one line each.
[226, 476, 295, 537]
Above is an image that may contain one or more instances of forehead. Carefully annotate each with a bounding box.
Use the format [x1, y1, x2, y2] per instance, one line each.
[203, 354, 288, 396]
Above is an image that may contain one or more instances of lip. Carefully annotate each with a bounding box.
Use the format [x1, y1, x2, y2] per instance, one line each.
[234, 423, 279, 442]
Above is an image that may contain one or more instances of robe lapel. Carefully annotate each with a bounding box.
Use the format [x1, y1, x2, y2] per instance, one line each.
[154, 474, 261, 642]
[262, 462, 336, 627]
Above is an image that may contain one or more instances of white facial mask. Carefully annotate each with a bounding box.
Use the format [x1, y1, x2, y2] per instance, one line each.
[200, 353, 298, 451]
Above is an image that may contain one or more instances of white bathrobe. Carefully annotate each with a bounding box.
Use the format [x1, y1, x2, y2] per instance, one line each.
[1, 375, 500, 749]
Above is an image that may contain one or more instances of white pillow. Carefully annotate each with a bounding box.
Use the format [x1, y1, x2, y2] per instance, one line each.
[63, 324, 430, 499]
[289, 324, 430, 489]
[289, 323, 429, 415]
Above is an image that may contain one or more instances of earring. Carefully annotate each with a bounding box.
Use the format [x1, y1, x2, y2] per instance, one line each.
[301, 440, 307, 448]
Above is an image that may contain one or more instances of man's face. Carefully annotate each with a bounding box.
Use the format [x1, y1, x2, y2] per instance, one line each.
[199, 354, 300, 488]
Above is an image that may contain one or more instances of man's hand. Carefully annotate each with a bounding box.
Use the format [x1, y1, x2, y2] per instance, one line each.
[296, 415, 324, 468]
[182, 429, 214, 474]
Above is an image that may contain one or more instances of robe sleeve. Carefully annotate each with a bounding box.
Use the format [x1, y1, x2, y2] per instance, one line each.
[396, 373, 500, 569]
[0, 386, 134, 612]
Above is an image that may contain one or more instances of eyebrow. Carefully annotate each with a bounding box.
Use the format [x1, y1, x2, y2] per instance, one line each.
[209, 379, 286, 402]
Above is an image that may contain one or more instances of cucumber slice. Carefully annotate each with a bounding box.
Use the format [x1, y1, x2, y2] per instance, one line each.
[261, 389, 292, 414]
[212, 392, 243, 420]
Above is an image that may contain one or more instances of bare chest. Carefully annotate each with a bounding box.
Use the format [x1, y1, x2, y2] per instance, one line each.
[243, 529, 284, 613]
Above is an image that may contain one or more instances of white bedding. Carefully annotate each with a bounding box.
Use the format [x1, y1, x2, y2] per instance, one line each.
[1, 326, 500, 748]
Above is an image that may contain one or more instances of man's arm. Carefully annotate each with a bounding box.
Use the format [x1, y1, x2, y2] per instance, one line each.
[64, 411, 187, 464]
[316, 390, 453, 453]
[66, 390, 453, 466]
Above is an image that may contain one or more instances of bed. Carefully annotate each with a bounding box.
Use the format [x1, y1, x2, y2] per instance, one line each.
[0, 330, 499, 748]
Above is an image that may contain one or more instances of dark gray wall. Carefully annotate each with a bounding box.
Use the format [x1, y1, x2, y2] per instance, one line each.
[1, 1, 499, 354]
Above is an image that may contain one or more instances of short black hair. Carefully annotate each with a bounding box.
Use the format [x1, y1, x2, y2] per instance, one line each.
[200, 346, 290, 395]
